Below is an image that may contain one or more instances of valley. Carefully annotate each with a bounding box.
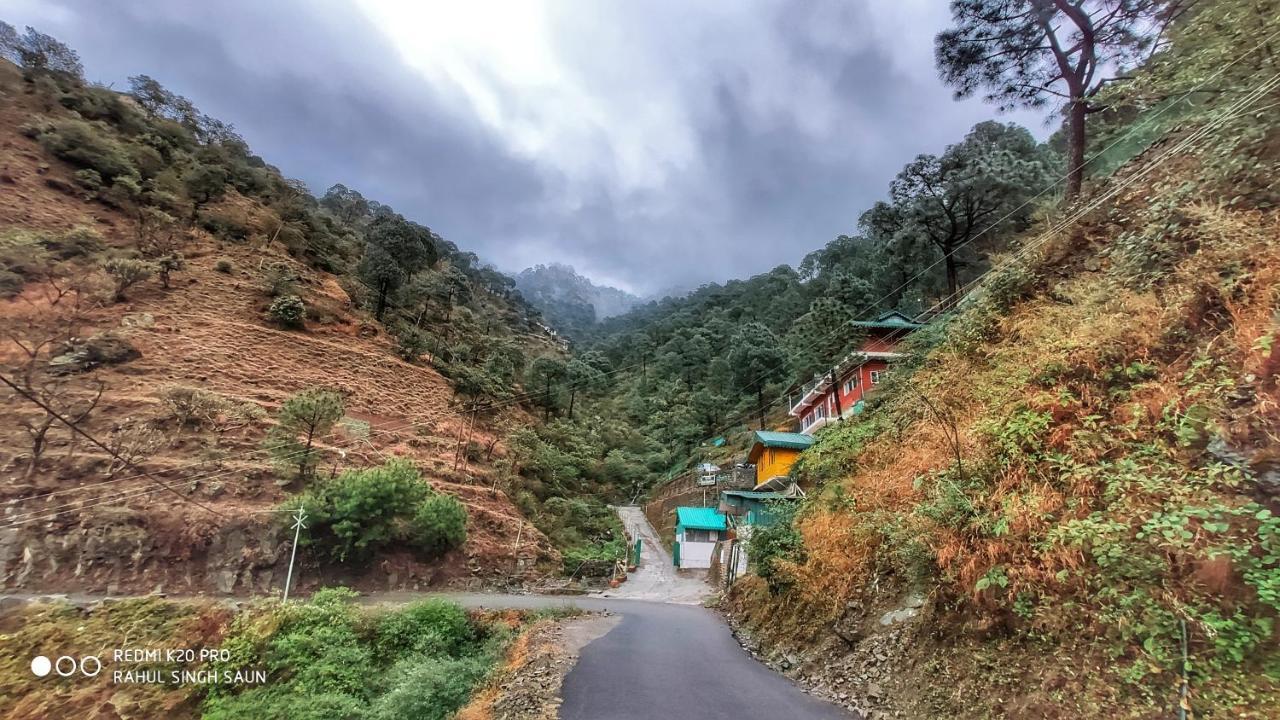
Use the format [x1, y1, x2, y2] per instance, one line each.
[3, 2, 1280, 719]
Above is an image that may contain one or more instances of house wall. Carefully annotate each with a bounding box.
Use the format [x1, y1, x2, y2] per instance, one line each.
[756, 447, 800, 482]
[796, 358, 892, 433]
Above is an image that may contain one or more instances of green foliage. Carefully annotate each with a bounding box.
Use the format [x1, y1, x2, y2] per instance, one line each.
[358, 214, 437, 321]
[371, 599, 474, 659]
[562, 539, 626, 577]
[368, 655, 489, 720]
[103, 256, 153, 300]
[748, 501, 805, 592]
[292, 458, 468, 563]
[405, 495, 468, 558]
[263, 388, 344, 481]
[267, 295, 306, 329]
[35, 118, 138, 181]
[156, 253, 184, 288]
[204, 589, 497, 720]
[214, 258, 234, 274]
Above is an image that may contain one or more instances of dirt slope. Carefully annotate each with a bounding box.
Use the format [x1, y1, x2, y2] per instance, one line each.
[0, 61, 555, 596]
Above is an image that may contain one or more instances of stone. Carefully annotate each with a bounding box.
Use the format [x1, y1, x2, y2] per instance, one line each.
[879, 607, 919, 626]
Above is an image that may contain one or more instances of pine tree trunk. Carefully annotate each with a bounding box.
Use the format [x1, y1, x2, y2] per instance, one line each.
[1066, 99, 1087, 200]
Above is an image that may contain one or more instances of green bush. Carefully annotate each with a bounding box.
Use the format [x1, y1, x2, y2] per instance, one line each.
[103, 257, 153, 301]
[44, 225, 102, 260]
[372, 599, 474, 659]
[268, 295, 306, 328]
[369, 655, 489, 720]
[262, 262, 298, 297]
[406, 495, 467, 557]
[35, 118, 138, 181]
[214, 258, 234, 274]
[747, 501, 805, 592]
[0, 229, 51, 282]
[562, 541, 624, 577]
[73, 168, 103, 191]
[200, 212, 252, 242]
[291, 459, 471, 563]
[205, 588, 495, 720]
[0, 269, 24, 298]
[297, 459, 428, 562]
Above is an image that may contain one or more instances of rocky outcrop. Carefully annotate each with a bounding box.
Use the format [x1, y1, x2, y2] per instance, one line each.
[726, 590, 929, 719]
[0, 509, 286, 595]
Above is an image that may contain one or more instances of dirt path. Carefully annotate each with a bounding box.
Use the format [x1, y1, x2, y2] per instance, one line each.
[593, 505, 713, 605]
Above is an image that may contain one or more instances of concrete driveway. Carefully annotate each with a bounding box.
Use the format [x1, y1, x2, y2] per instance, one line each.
[595, 505, 714, 604]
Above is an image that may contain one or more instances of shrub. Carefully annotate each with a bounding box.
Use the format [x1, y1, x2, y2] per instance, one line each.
[161, 385, 229, 428]
[199, 212, 251, 242]
[103, 257, 153, 300]
[562, 542, 623, 578]
[214, 258, 234, 274]
[295, 459, 428, 562]
[73, 168, 102, 191]
[43, 225, 102, 260]
[0, 229, 51, 282]
[262, 262, 298, 297]
[268, 295, 305, 328]
[407, 495, 468, 557]
[35, 118, 138, 181]
[370, 655, 489, 720]
[156, 253, 184, 288]
[0, 269, 23, 298]
[747, 501, 805, 592]
[372, 599, 475, 659]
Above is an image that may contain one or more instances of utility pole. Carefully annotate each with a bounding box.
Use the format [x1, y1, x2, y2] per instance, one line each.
[282, 505, 307, 602]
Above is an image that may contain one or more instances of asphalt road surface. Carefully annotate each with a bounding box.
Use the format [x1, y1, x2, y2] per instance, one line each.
[432, 593, 853, 720]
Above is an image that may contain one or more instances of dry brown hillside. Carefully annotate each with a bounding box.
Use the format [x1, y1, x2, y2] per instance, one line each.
[0, 60, 557, 597]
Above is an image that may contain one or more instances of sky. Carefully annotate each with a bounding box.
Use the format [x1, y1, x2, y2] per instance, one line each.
[4, 0, 1047, 295]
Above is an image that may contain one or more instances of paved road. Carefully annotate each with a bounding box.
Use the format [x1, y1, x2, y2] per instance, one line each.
[432, 594, 853, 720]
[596, 505, 713, 604]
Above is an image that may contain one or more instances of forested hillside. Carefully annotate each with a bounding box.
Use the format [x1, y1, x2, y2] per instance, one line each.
[0, 23, 608, 595]
[514, 262, 639, 340]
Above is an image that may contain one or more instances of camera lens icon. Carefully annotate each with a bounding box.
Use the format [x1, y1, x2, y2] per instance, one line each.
[31, 655, 52, 677]
[31, 654, 101, 678]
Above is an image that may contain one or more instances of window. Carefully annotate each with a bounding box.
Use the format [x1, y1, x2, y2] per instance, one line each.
[842, 375, 859, 393]
[870, 370, 882, 385]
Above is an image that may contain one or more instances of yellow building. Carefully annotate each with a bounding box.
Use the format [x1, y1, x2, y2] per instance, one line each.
[746, 431, 815, 490]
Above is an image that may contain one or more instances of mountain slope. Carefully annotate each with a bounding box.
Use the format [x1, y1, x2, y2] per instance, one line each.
[515, 263, 639, 339]
[0, 58, 559, 595]
[724, 5, 1280, 716]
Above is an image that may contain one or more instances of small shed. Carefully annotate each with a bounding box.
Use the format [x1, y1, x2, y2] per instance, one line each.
[674, 506, 727, 569]
[746, 431, 814, 489]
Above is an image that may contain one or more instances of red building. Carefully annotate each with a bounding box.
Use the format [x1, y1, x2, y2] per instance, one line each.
[788, 311, 924, 433]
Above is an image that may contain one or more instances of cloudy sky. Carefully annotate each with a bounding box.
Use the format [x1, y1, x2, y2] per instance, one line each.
[6, 0, 1046, 295]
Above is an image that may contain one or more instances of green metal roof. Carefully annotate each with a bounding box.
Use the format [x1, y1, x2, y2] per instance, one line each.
[751, 430, 815, 451]
[676, 506, 727, 531]
[850, 310, 924, 330]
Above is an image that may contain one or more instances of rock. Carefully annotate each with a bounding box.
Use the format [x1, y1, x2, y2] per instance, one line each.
[48, 333, 141, 375]
[120, 313, 155, 329]
[879, 607, 919, 626]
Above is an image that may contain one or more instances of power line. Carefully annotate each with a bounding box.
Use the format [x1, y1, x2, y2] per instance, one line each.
[0, 372, 230, 521]
[682, 66, 1280, 452]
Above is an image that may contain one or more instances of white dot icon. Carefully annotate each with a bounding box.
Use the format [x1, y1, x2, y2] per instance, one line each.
[31, 655, 52, 677]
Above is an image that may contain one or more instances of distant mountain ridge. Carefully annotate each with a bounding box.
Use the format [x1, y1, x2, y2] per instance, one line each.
[515, 263, 641, 338]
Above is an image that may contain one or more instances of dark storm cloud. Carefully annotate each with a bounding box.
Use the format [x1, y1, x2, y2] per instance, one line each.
[4, 1, 1045, 295]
